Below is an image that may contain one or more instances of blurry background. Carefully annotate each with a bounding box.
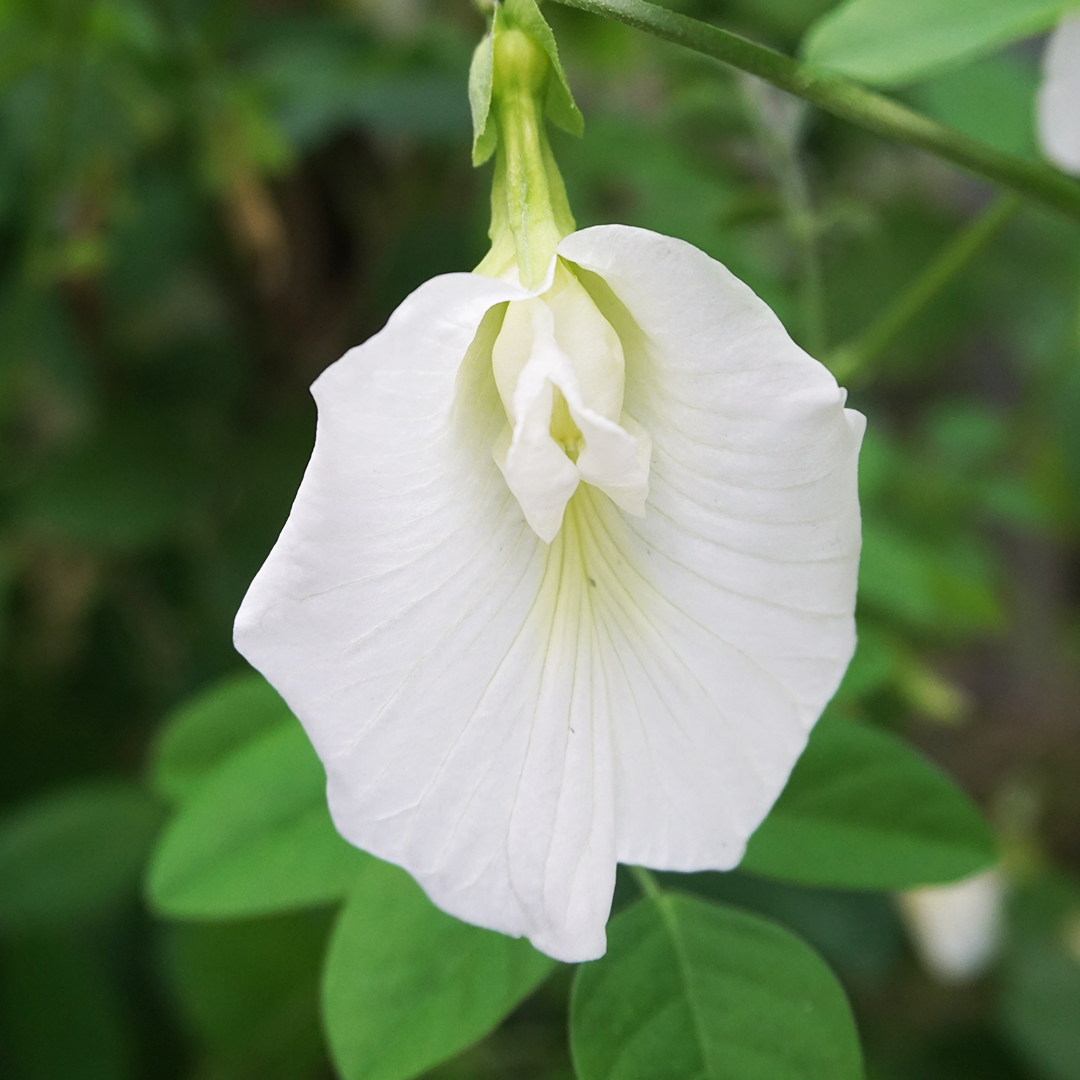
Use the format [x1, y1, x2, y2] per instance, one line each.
[1, 0, 1079, 1078]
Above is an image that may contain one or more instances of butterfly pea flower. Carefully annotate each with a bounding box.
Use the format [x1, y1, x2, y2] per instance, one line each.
[1038, 12, 1080, 175]
[234, 0, 864, 962]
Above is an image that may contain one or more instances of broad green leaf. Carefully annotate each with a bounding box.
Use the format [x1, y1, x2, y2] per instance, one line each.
[666, 870, 902, 985]
[147, 720, 364, 918]
[803, 0, 1079, 87]
[323, 858, 555, 1080]
[570, 893, 863, 1080]
[741, 719, 996, 889]
[163, 911, 333, 1080]
[0, 781, 163, 931]
[152, 670, 294, 803]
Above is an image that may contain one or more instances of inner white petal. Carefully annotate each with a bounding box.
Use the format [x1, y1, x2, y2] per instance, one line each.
[545, 265, 626, 421]
[490, 262, 651, 541]
[493, 377, 580, 543]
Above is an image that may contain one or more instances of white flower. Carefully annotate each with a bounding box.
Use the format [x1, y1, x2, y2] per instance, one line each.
[234, 224, 865, 962]
[899, 868, 1006, 983]
[1038, 13, 1080, 175]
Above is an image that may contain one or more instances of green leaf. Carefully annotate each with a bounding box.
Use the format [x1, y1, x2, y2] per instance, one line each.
[147, 720, 364, 918]
[570, 892, 863, 1080]
[323, 858, 555, 1080]
[163, 911, 333, 1080]
[666, 870, 902, 985]
[802, 0, 1079, 87]
[0, 781, 163, 932]
[152, 671, 295, 803]
[741, 719, 996, 890]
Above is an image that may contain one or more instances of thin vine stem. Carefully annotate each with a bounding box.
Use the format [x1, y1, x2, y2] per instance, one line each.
[828, 193, 1022, 383]
[548, 0, 1080, 222]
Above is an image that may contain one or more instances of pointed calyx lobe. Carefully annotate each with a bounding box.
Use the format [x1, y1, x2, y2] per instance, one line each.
[234, 224, 865, 963]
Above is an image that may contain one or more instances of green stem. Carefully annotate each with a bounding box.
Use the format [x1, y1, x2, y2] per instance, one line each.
[630, 865, 663, 900]
[829, 193, 1021, 383]
[548, 0, 1080, 221]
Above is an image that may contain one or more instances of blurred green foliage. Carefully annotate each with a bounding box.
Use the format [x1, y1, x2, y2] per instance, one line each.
[2, 0, 1080, 1078]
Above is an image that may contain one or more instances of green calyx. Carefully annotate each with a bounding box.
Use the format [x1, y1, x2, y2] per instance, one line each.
[471, 0, 582, 287]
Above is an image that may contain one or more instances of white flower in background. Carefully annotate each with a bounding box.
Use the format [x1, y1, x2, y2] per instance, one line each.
[899, 868, 1006, 983]
[233, 0, 864, 962]
[1038, 12, 1080, 175]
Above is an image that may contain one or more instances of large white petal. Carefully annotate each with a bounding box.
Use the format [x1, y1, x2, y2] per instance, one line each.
[1038, 13, 1080, 175]
[557, 225, 864, 872]
[234, 270, 616, 961]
